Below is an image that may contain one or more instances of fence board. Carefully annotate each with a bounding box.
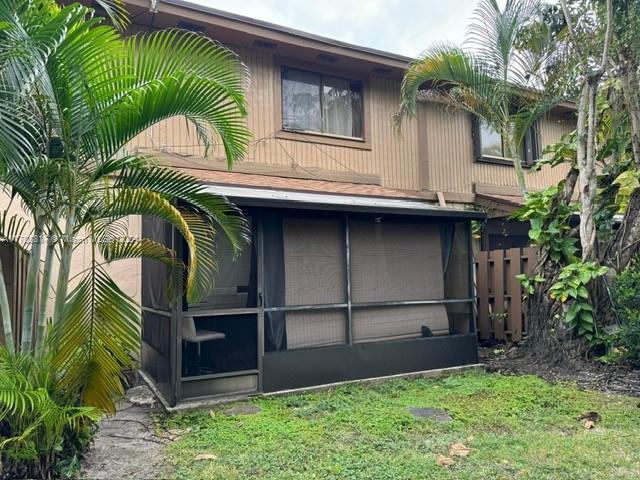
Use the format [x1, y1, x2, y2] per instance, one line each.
[524, 247, 536, 275]
[506, 248, 523, 342]
[491, 249, 505, 340]
[476, 250, 490, 340]
[475, 246, 534, 343]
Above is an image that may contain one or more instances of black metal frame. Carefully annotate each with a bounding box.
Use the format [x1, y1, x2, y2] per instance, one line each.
[142, 202, 482, 406]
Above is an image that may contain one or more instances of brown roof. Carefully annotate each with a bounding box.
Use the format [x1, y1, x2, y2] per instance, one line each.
[474, 192, 524, 218]
[175, 167, 429, 201]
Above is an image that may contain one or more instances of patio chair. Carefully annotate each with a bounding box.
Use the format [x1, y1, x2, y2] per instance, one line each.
[182, 316, 226, 372]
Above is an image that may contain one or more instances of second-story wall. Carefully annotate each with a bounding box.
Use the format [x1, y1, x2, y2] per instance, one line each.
[130, 41, 422, 192]
[418, 102, 575, 196]
[127, 12, 576, 203]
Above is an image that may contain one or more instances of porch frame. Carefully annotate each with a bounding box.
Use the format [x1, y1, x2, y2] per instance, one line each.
[141, 192, 484, 407]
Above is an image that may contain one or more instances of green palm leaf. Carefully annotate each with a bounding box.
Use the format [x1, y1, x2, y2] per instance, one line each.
[51, 266, 139, 413]
[114, 163, 250, 252]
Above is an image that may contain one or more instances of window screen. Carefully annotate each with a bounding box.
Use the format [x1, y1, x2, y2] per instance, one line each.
[282, 217, 346, 349]
[189, 219, 256, 310]
[282, 66, 363, 138]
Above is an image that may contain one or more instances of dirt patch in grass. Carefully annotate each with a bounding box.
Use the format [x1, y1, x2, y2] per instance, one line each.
[480, 345, 640, 397]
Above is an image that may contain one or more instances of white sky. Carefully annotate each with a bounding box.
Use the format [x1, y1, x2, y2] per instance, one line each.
[187, 0, 484, 58]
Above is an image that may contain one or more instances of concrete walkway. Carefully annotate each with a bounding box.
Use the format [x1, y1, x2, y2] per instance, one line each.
[80, 386, 169, 480]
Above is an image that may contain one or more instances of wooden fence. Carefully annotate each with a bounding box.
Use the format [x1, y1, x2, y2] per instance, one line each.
[0, 244, 30, 348]
[475, 247, 537, 342]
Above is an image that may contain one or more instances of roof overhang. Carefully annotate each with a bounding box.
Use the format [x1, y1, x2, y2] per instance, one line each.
[116, 0, 410, 79]
[205, 184, 485, 220]
[475, 193, 524, 217]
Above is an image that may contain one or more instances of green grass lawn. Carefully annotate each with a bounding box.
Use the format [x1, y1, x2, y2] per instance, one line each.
[164, 371, 640, 479]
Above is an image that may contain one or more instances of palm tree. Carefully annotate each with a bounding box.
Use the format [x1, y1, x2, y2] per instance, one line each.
[0, 0, 251, 412]
[397, 0, 565, 194]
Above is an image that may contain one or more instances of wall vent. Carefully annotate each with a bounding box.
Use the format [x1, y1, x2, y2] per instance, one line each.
[316, 53, 339, 63]
[177, 20, 205, 33]
[253, 39, 278, 50]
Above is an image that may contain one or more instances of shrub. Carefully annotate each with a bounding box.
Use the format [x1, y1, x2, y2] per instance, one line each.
[0, 348, 101, 479]
[609, 259, 640, 365]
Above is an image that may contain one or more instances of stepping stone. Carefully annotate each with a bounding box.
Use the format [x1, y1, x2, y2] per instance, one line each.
[407, 407, 452, 422]
[125, 385, 156, 406]
[223, 404, 262, 416]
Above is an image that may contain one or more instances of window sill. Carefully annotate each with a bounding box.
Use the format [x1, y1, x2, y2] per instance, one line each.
[476, 155, 534, 169]
[276, 129, 372, 151]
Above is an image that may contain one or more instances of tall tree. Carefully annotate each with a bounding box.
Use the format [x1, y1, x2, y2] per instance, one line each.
[559, 0, 614, 262]
[513, 0, 640, 360]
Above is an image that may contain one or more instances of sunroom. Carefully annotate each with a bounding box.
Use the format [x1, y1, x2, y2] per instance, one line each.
[140, 174, 483, 407]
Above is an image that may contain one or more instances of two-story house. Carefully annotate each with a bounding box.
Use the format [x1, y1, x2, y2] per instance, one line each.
[25, 0, 573, 407]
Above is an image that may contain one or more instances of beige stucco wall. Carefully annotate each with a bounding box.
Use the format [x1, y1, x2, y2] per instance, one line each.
[0, 192, 141, 319]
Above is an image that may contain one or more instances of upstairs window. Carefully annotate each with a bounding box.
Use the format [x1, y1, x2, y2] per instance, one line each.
[281, 66, 363, 139]
[475, 119, 540, 166]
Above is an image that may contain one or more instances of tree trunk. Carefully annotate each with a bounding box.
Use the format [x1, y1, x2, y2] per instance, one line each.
[21, 214, 45, 353]
[576, 81, 600, 262]
[52, 210, 75, 327]
[36, 217, 58, 350]
[604, 190, 640, 271]
[505, 135, 528, 195]
[619, 49, 640, 169]
[523, 168, 583, 361]
[602, 46, 640, 273]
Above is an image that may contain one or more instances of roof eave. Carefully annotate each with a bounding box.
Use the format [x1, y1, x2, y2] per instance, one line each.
[123, 0, 412, 69]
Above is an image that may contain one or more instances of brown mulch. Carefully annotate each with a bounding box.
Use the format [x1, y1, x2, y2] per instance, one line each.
[479, 345, 640, 398]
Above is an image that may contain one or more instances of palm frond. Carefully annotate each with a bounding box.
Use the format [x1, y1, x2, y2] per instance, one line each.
[94, 29, 250, 166]
[100, 236, 185, 303]
[0, 211, 30, 251]
[92, 0, 129, 30]
[397, 43, 499, 125]
[466, 0, 541, 87]
[50, 266, 139, 413]
[113, 163, 250, 252]
[180, 211, 220, 304]
[95, 187, 208, 302]
[0, 347, 101, 454]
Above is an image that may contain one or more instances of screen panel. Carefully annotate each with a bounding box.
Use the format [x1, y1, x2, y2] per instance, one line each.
[188, 219, 256, 310]
[285, 310, 346, 349]
[141, 216, 172, 311]
[283, 217, 345, 306]
[352, 304, 449, 343]
[444, 221, 471, 300]
[349, 219, 444, 303]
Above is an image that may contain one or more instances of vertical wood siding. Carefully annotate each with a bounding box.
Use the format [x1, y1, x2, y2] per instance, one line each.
[127, 35, 575, 197]
[128, 45, 421, 191]
[419, 102, 575, 194]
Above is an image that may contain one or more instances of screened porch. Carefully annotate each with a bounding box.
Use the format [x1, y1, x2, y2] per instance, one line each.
[140, 189, 481, 406]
